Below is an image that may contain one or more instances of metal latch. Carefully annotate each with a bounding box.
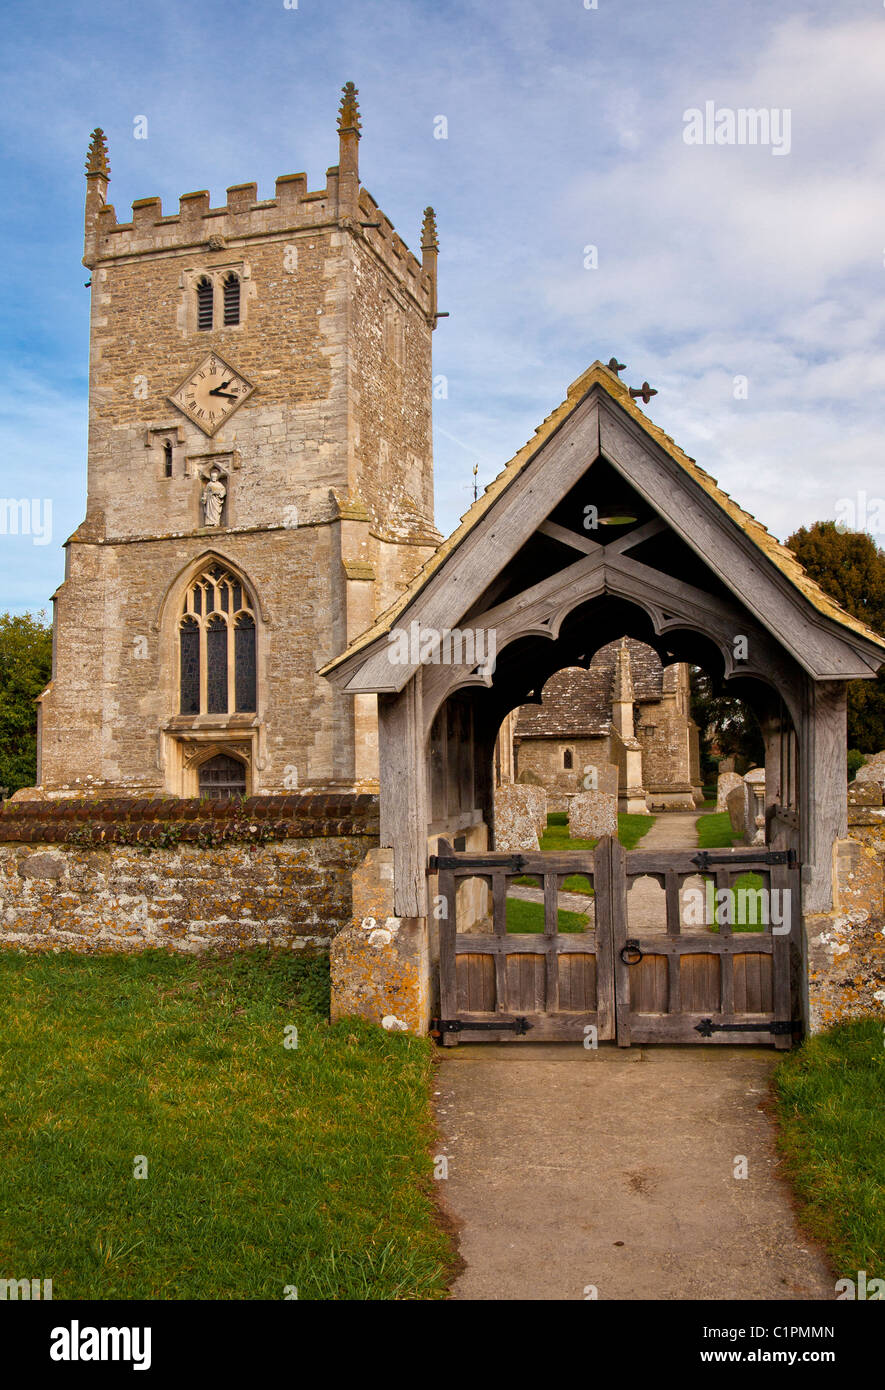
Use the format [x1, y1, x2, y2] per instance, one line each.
[428, 854, 527, 873]
[694, 1018, 799, 1037]
[430, 1016, 533, 1037]
[691, 849, 798, 872]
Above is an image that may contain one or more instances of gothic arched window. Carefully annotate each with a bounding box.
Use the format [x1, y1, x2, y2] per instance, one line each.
[178, 564, 256, 715]
[223, 273, 240, 326]
[196, 276, 214, 331]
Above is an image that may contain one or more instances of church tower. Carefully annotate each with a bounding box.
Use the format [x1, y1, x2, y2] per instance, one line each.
[38, 85, 442, 798]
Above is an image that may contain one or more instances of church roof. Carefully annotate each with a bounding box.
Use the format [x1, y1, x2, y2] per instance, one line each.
[515, 640, 664, 739]
[320, 360, 885, 676]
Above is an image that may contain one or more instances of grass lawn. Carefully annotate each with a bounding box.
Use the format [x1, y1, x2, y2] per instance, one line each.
[696, 810, 740, 849]
[773, 1020, 885, 1280]
[695, 810, 764, 931]
[521, 810, 657, 894]
[505, 898, 589, 934]
[0, 949, 454, 1300]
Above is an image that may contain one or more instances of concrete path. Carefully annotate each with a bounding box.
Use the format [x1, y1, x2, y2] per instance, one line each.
[627, 810, 710, 935]
[435, 1044, 833, 1301]
[636, 809, 705, 850]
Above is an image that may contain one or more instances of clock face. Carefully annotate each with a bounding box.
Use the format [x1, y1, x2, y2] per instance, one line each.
[169, 353, 254, 436]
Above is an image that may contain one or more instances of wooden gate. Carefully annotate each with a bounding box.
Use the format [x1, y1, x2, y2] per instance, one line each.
[431, 837, 800, 1047]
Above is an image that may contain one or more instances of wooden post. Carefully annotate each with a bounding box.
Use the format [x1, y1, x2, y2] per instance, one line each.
[801, 679, 848, 914]
[378, 670, 428, 918]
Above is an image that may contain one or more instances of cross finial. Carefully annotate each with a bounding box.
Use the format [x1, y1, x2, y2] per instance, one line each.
[421, 207, 439, 252]
[338, 82, 361, 137]
[607, 357, 626, 376]
[629, 381, 658, 404]
[85, 128, 110, 179]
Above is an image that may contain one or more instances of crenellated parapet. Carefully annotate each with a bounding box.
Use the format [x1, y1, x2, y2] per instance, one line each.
[82, 83, 438, 317]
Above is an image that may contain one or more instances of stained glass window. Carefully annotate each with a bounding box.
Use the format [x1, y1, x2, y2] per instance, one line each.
[207, 616, 228, 714]
[179, 564, 255, 719]
[179, 617, 200, 714]
[235, 614, 256, 712]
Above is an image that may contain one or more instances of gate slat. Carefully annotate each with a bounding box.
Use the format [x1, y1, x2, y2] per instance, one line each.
[610, 837, 631, 1047]
[544, 870, 559, 1012]
[593, 841, 616, 1041]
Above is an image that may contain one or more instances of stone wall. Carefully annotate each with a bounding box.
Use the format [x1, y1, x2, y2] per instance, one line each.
[806, 786, 885, 1031]
[0, 793, 378, 954]
[515, 737, 610, 812]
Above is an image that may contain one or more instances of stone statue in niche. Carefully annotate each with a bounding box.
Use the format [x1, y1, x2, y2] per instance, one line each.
[201, 466, 227, 527]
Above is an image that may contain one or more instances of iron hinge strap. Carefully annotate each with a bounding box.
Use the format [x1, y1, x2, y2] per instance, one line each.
[691, 849, 798, 872]
[695, 1018, 800, 1037]
[428, 854, 527, 874]
[430, 1017, 533, 1036]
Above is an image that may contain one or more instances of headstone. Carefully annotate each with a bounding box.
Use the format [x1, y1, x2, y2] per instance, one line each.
[716, 770, 744, 812]
[567, 790, 617, 838]
[494, 784, 540, 852]
[855, 751, 885, 785]
[726, 785, 747, 838]
[848, 780, 883, 807]
[518, 784, 548, 837]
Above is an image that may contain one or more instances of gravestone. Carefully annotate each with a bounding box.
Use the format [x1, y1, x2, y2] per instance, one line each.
[518, 784, 548, 837]
[494, 784, 540, 852]
[726, 785, 747, 838]
[717, 770, 744, 812]
[567, 789, 617, 838]
[855, 751, 885, 785]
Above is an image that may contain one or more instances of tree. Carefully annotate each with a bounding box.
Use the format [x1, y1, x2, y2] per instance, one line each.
[690, 669, 764, 779]
[0, 612, 52, 796]
[786, 522, 885, 752]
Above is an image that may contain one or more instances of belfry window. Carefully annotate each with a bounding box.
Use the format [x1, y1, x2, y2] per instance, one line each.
[196, 276, 214, 331]
[178, 564, 256, 715]
[163, 440, 173, 477]
[563, 748, 573, 769]
[223, 273, 240, 326]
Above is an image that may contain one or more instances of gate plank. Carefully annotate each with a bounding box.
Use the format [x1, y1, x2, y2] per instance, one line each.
[610, 837, 631, 1047]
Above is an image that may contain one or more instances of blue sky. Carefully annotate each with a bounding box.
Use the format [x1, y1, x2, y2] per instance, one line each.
[1, 0, 884, 614]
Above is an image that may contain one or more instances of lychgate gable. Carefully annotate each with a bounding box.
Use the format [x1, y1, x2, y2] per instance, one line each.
[323, 360, 884, 1042]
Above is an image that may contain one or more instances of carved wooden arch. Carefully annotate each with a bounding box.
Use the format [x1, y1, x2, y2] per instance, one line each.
[418, 559, 807, 744]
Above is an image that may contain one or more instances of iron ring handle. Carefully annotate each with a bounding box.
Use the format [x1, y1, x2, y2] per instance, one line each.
[620, 940, 643, 965]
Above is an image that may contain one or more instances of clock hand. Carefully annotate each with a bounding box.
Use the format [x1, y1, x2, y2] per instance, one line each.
[209, 387, 238, 400]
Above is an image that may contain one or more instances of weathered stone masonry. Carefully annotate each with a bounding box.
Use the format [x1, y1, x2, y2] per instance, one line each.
[0, 793, 378, 954]
[806, 787, 885, 1030]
